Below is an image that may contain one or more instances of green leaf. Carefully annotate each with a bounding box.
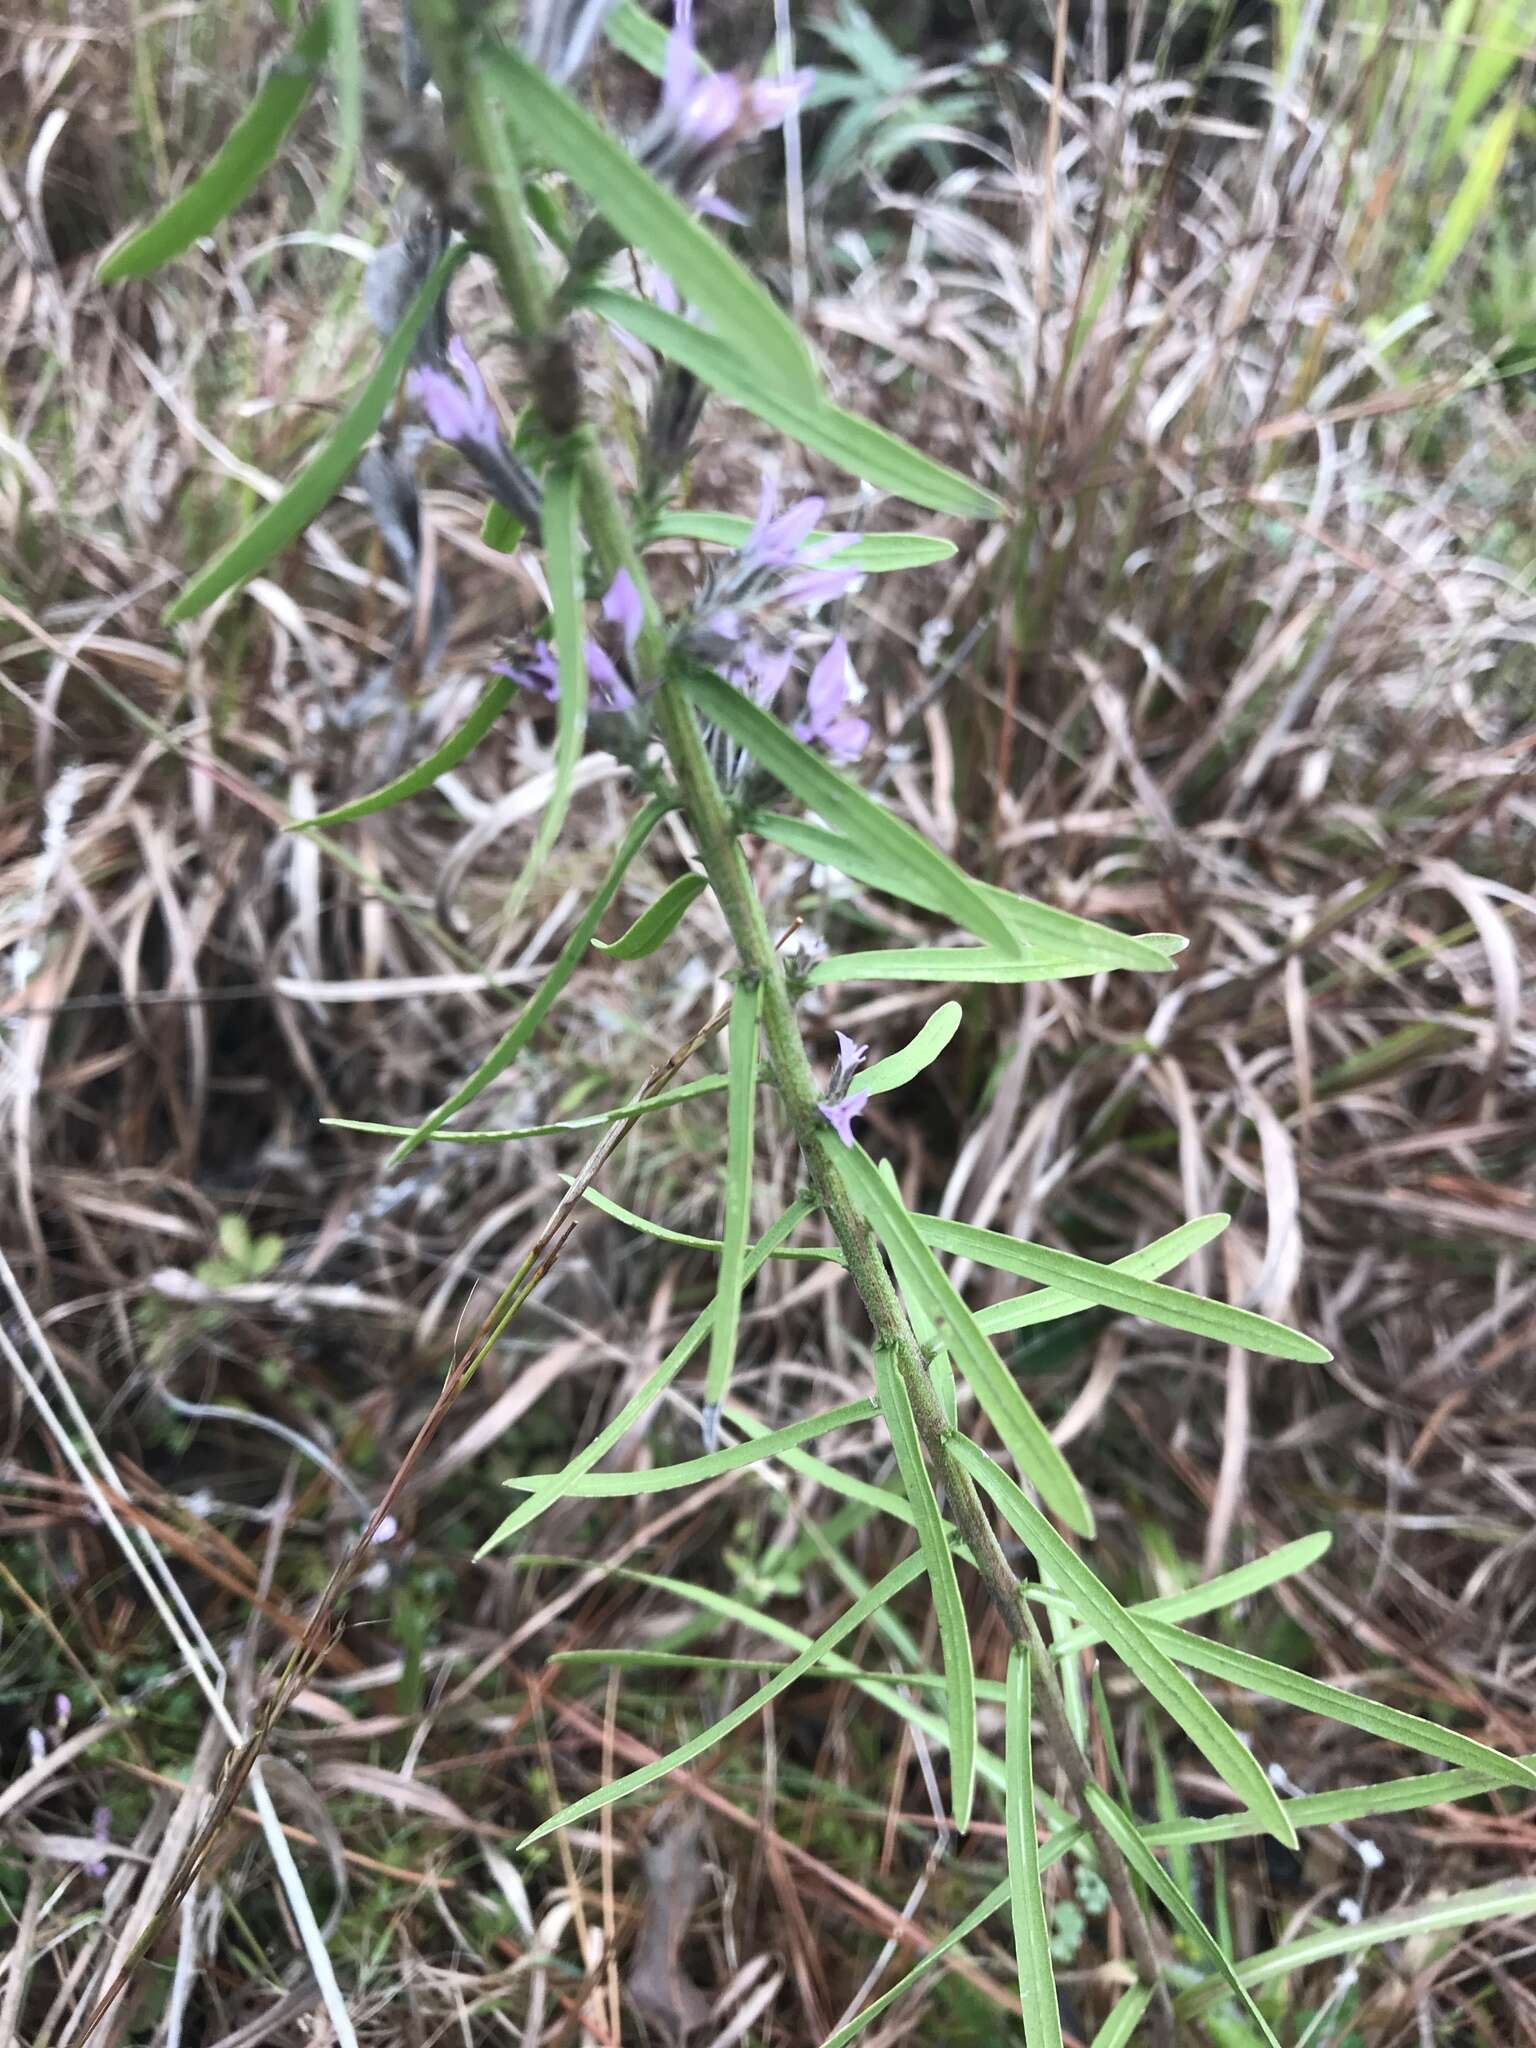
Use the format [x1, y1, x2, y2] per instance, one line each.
[1417, 98, 1521, 298]
[592, 872, 708, 958]
[829, 1140, 1093, 1536]
[321, 0, 362, 231]
[1145, 1621, 1536, 1790]
[679, 664, 1023, 956]
[977, 1216, 1230, 1337]
[818, 1881, 1011, 2048]
[166, 243, 461, 623]
[519, 1552, 927, 1846]
[296, 671, 519, 831]
[948, 1440, 1296, 1848]
[703, 978, 762, 1425]
[576, 1184, 841, 1259]
[1050, 1532, 1333, 1657]
[499, 460, 588, 924]
[478, 1197, 817, 1555]
[582, 289, 1003, 518]
[912, 1214, 1330, 1365]
[809, 946, 1171, 985]
[604, 0, 671, 75]
[861, 1002, 963, 1097]
[873, 1342, 976, 1831]
[1081, 1783, 1281, 2048]
[98, 9, 331, 281]
[1005, 1649, 1065, 2048]
[643, 510, 958, 571]
[322, 1075, 728, 1146]
[752, 812, 1175, 972]
[503, 1399, 876, 1497]
[1088, 1985, 1154, 2048]
[481, 502, 526, 553]
[1431, 0, 1527, 176]
[389, 794, 671, 1165]
[489, 52, 819, 402]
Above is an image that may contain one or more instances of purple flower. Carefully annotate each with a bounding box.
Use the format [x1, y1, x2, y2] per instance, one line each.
[53, 1693, 71, 1730]
[27, 1727, 45, 1766]
[637, 3, 814, 197]
[408, 336, 500, 457]
[833, 1031, 868, 1089]
[745, 481, 826, 568]
[602, 569, 644, 657]
[585, 641, 637, 712]
[495, 642, 561, 702]
[794, 637, 870, 764]
[819, 1090, 869, 1148]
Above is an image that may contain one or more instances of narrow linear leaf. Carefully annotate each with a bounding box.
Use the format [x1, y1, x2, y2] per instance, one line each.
[680, 664, 1023, 956]
[519, 1552, 927, 1847]
[481, 502, 526, 553]
[321, 1075, 728, 1146]
[809, 946, 1171, 985]
[914, 1213, 1330, 1365]
[818, 1880, 1010, 2048]
[830, 1140, 1093, 1536]
[98, 9, 331, 281]
[576, 1184, 842, 1260]
[322, 0, 362, 230]
[949, 1440, 1296, 1848]
[1145, 1621, 1536, 1790]
[754, 811, 1175, 972]
[1215, 1878, 1536, 1996]
[297, 671, 518, 830]
[390, 794, 670, 1164]
[1005, 1649, 1065, 2048]
[874, 1343, 976, 1831]
[1417, 98, 1521, 299]
[1081, 1783, 1282, 2048]
[503, 1398, 877, 1498]
[604, 0, 670, 73]
[593, 871, 707, 958]
[861, 1002, 963, 1097]
[501, 461, 588, 924]
[644, 510, 958, 570]
[479, 1196, 817, 1554]
[166, 243, 461, 623]
[583, 288, 1003, 518]
[1088, 1984, 1154, 2048]
[1050, 1532, 1333, 1656]
[490, 53, 818, 401]
[977, 1216, 1231, 1336]
[704, 978, 762, 1424]
[1431, 0, 1526, 176]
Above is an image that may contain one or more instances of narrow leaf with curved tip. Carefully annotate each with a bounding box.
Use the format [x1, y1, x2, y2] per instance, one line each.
[703, 977, 762, 1430]
[861, 1002, 963, 1097]
[501, 1398, 877, 1496]
[1005, 1649, 1064, 2048]
[166, 244, 461, 623]
[389, 794, 670, 1164]
[593, 872, 708, 958]
[874, 1342, 976, 1831]
[519, 1552, 927, 1847]
[977, 1215, 1230, 1336]
[323, 1075, 728, 1146]
[98, 9, 331, 281]
[949, 1439, 1297, 1848]
[296, 671, 518, 831]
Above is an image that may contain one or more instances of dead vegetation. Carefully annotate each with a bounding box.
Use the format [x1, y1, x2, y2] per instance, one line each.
[2, 2, 1535, 2043]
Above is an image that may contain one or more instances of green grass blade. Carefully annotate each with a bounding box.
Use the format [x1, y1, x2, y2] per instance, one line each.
[702, 978, 761, 1431]
[644, 511, 957, 570]
[1005, 1648, 1064, 2048]
[98, 9, 331, 281]
[1081, 1784, 1281, 2048]
[501, 460, 588, 923]
[1431, 0, 1527, 176]
[913, 1213, 1329, 1365]
[977, 1216, 1231, 1336]
[519, 1552, 928, 1847]
[949, 1441, 1296, 1848]
[583, 289, 1002, 517]
[1088, 1984, 1154, 2048]
[1416, 99, 1521, 299]
[752, 812, 1175, 972]
[502, 1398, 877, 1497]
[576, 1184, 843, 1259]
[490, 54, 818, 401]
[296, 671, 519, 830]
[830, 1140, 1093, 1536]
[861, 1002, 962, 1097]
[680, 664, 1023, 957]
[592, 872, 707, 957]
[808, 946, 1171, 985]
[322, 1076, 728, 1146]
[321, 0, 361, 230]
[1146, 1621, 1536, 1790]
[817, 1881, 1011, 2048]
[478, 1196, 817, 1555]
[604, 0, 669, 72]
[389, 794, 671, 1164]
[1049, 1532, 1333, 1656]
[166, 243, 462, 623]
[873, 1342, 976, 1831]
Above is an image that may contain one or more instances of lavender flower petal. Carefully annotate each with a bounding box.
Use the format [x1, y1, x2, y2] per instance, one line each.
[602, 569, 644, 656]
[818, 1090, 869, 1147]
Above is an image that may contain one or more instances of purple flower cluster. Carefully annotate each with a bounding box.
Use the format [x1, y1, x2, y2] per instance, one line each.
[495, 569, 642, 713]
[637, 0, 813, 204]
[818, 1029, 869, 1147]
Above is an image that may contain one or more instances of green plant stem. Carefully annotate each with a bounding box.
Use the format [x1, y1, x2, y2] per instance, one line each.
[421, 13, 1172, 2030]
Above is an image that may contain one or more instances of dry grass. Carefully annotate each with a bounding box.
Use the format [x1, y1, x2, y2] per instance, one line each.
[3, 2, 1535, 2043]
